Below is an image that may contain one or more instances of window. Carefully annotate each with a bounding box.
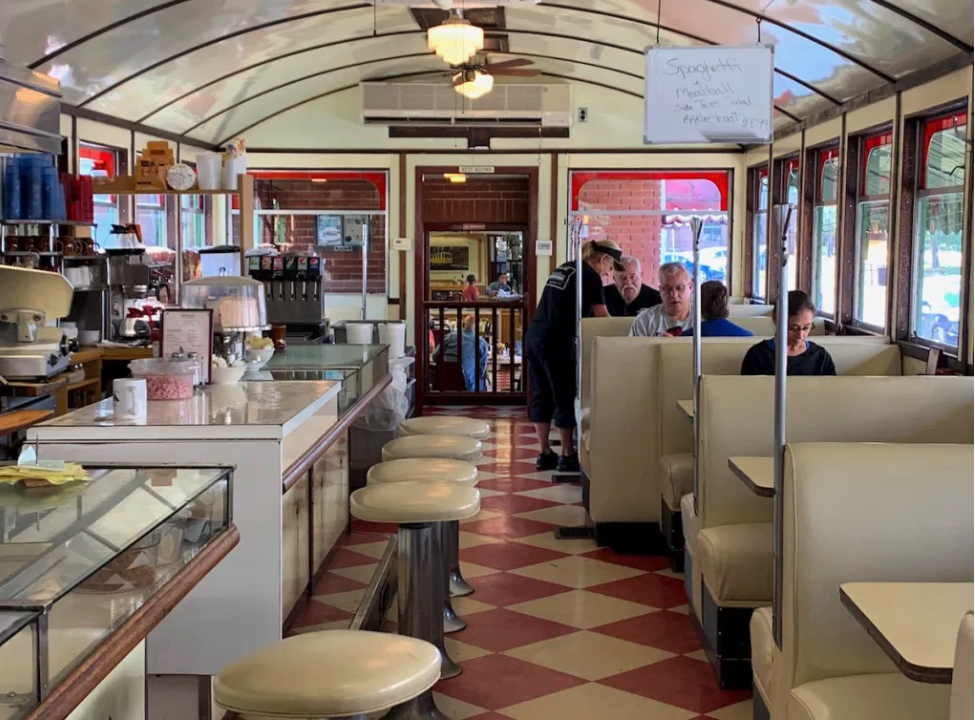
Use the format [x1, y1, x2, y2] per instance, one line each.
[570, 171, 731, 288]
[752, 168, 769, 299]
[854, 132, 892, 327]
[781, 158, 799, 292]
[78, 143, 121, 248]
[181, 195, 207, 249]
[911, 112, 967, 348]
[136, 193, 168, 247]
[812, 148, 839, 315]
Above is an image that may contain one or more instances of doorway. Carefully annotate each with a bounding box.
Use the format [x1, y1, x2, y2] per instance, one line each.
[413, 168, 538, 410]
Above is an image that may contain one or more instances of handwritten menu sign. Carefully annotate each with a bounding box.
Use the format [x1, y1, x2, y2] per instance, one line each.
[644, 45, 774, 145]
[160, 309, 214, 382]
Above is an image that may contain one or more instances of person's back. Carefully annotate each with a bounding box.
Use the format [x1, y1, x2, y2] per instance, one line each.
[681, 318, 753, 337]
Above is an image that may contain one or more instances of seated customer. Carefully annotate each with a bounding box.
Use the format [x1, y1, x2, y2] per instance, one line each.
[435, 314, 489, 391]
[630, 262, 694, 336]
[604, 256, 662, 317]
[681, 281, 753, 337]
[741, 290, 836, 375]
[461, 274, 480, 302]
[487, 272, 515, 298]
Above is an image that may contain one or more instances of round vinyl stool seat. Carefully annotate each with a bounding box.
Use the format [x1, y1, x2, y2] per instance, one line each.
[382, 434, 482, 463]
[351, 481, 480, 524]
[213, 630, 441, 718]
[368, 459, 478, 486]
[397, 416, 491, 440]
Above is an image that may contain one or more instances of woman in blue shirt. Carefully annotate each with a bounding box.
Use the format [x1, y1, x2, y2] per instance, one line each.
[682, 281, 753, 337]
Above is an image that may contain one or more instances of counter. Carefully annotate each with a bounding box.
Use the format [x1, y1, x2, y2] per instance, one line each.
[26, 373, 386, 717]
[0, 464, 238, 720]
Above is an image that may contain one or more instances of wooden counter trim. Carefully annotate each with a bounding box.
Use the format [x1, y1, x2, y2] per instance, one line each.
[25, 525, 241, 720]
[282, 374, 393, 493]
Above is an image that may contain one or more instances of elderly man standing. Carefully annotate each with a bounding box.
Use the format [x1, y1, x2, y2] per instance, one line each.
[604, 256, 662, 317]
[629, 262, 694, 336]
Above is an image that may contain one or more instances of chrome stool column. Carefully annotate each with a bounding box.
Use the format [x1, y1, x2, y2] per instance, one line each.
[370, 455, 481, 634]
[351, 481, 480, 694]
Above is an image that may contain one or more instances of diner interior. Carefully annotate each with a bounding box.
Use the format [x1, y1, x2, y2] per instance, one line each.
[0, 1, 972, 720]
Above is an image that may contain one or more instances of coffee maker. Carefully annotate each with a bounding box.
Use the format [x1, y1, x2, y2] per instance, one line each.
[0, 266, 77, 380]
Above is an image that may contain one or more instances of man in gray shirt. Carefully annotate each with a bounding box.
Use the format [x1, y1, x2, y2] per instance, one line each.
[629, 262, 694, 336]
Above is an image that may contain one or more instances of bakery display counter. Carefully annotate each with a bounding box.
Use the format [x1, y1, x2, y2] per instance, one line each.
[0, 464, 237, 720]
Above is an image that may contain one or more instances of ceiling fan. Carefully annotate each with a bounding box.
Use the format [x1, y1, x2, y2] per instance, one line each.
[449, 58, 540, 98]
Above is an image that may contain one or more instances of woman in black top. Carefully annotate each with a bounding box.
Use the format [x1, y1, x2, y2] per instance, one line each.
[741, 290, 837, 376]
[527, 240, 624, 472]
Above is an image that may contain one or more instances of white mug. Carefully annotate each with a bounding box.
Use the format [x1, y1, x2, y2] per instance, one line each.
[113, 378, 148, 420]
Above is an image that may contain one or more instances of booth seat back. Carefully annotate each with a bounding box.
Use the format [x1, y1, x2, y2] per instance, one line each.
[729, 304, 773, 316]
[781, 442, 973, 693]
[659, 338, 898, 462]
[698, 375, 974, 529]
[581, 317, 635, 416]
[732, 315, 827, 336]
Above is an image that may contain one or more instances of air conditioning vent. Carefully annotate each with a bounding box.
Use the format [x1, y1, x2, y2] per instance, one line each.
[361, 83, 573, 127]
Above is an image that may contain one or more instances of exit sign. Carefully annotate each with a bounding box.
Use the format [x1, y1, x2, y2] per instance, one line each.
[458, 166, 495, 174]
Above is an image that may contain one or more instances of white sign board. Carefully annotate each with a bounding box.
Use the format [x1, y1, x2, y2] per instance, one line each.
[536, 239, 553, 256]
[643, 45, 774, 145]
[392, 237, 411, 251]
[458, 166, 495, 174]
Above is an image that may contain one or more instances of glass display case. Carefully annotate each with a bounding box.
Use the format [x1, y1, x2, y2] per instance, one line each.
[181, 276, 269, 364]
[0, 464, 232, 720]
[242, 344, 389, 415]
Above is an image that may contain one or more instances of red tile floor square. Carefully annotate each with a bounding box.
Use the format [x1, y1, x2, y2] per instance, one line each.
[451, 608, 577, 652]
[437, 654, 586, 710]
[593, 610, 702, 654]
[462, 514, 556, 539]
[460, 541, 568, 571]
[600, 656, 751, 714]
[588, 571, 690, 609]
[466, 571, 571, 606]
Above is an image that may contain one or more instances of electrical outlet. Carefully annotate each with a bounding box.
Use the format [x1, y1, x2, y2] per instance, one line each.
[578, 107, 589, 123]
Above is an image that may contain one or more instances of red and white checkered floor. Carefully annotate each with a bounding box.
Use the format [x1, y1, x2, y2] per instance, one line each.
[292, 406, 752, 720]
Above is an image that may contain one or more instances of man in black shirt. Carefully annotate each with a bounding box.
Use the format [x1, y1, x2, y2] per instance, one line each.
[526, 240, 623, 471]
[604, 256, 663, 317]
[741, 290, 837, 376]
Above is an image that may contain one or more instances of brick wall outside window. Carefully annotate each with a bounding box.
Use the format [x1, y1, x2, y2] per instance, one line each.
[247, 178, 386, 294]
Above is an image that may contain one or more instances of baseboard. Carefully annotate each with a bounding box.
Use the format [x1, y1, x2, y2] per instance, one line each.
[593, 521, 668, 554]
[697, 584, 755, 689]
[753, 684, 771, 720]
[659, 498, 685, 572]
[683, 547, 693, 606]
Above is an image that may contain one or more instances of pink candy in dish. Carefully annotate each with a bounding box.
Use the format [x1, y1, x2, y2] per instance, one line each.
[129, 358, 196, 401]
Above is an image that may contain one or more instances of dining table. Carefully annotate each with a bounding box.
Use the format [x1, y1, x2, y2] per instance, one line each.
[840, 581, 975, 684]
[728, 456, 774, 497]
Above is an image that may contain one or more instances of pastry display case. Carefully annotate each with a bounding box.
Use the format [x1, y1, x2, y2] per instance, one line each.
[0, 464, 232, 720]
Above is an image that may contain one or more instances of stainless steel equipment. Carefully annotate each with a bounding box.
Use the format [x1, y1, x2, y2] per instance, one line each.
[0, 53, 62, 155]
[63, 255, 110, 342]
[250, 252, 328, 329]
[0, 266, 77, 380]
[107, 252, 153, 340]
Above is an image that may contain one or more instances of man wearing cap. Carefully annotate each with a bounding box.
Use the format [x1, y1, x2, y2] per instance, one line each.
[525, 239, 625, 472]
[604, 256, 662, 317]
[629, 262, 695, 337]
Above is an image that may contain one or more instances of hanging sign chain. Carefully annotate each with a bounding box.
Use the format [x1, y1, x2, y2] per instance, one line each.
[756, 17, 763, 44]
[655, 0, 663, 45]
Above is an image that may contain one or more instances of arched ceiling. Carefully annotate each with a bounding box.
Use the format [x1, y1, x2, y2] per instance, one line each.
[2, 0, 971, 146]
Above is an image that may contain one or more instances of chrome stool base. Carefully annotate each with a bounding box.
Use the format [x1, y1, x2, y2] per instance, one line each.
[443, 600, 467, 634]
[383, 690, 452, 720]
[446, 520, 474, 597]
[399, 523, 462, 680]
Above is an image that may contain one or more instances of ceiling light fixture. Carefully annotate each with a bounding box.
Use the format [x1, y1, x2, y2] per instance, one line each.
[427, 12, 484, 66]
[311, 178, 328, 183]
[444, 173, 467, 183]
[453, 70, 494, 99]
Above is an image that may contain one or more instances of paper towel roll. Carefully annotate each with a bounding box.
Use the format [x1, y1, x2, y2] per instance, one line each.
[378, 322, 406, 358]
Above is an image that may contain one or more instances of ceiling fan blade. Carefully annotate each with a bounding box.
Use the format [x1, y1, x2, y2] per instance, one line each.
[487, 68, 541, 77]
[483, 58, 535, 71]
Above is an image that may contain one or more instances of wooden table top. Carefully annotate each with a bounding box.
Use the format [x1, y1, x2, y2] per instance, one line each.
[840, 582, 975, 684]
[728, 456, 774, 497]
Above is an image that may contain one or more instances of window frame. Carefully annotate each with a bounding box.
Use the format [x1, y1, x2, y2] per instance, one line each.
[851, 130, 893, 332]
[78, 141, 127, 247]
[747, 165, 770, 301]
[768, 155, 800, 301]
[811, 146, 840, 318]
[908, 111, 967, 352]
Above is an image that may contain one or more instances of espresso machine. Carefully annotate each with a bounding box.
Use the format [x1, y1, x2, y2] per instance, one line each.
[0, 266, 78, 380]
[249, 252, 330, 344]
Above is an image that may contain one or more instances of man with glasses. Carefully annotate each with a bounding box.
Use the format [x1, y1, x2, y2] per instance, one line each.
[629, 262, 694, 337]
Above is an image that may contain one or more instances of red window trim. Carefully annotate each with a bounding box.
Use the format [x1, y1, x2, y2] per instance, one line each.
[860, 132, 892, 194]
[80, 143, 119, 203]
[235, 171, 387, 211]
[569, 170, 730, 212]
[781, 158, 800, 196]
[756, 166, 769, 210]
[816, 147, 839, 203]
[921, 111, 968, 190]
